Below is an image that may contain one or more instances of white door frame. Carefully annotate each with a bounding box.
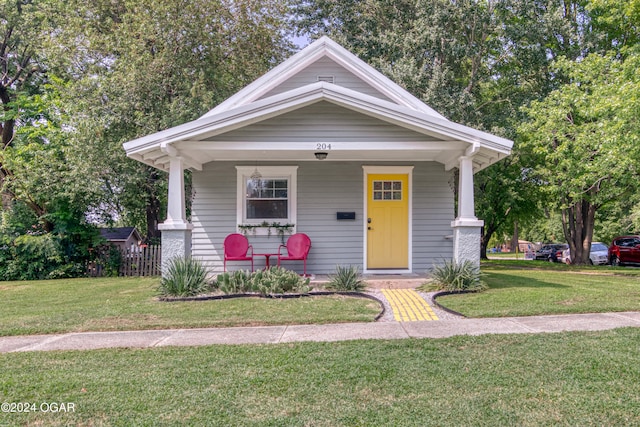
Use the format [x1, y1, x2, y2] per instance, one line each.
[362, 165, 414, 274]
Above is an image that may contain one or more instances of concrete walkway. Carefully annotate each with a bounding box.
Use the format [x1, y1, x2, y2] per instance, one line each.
[2, 311, 640, 353]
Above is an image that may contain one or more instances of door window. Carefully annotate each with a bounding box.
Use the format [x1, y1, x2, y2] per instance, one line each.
[372, 180, 402, 200]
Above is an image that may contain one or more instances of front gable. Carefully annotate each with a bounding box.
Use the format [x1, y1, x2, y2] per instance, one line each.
[202, 36, 445, 119]
[257, 56, 396, 103]
[123, 36, 512, 172]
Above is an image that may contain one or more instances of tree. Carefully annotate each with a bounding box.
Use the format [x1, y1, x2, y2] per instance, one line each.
[294, 0, 595, 257]
[475, 155, 539, 258]
[44, 0, 294, 240]
[0, 0, 49, 210]
[519, 52, 640, 264]
[0, 76, 109, 230]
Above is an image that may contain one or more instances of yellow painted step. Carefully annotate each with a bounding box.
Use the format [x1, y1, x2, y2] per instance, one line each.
[381, 289, 439, 322]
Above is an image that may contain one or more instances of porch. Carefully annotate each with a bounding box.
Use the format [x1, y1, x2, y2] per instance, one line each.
[122, 36, 512, 277]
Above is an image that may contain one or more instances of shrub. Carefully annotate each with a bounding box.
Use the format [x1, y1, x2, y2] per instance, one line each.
[0, 207, 101, 280]
[213, 270, 253, 294]
[325, 265, 367, 292]
[0, 233, 86, 280]
[1, 234, 63, 280]
[251, 267, 311, 295]
[158, 257, 210, 297]
[213, 267, 310, 295]
[428, 260, 487, 292]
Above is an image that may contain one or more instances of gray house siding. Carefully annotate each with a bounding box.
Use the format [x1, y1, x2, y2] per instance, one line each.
[205, 102, 437, 143]
[411, 164, 456, 270]
[191, 161, 454, 275]
[260, 57, 393, 102]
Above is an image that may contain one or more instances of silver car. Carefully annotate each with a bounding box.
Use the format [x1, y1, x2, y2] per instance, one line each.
[562, 242, 609, 265]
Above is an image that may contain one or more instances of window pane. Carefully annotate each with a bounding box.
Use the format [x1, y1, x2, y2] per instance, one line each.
[246, 179, 288, 200]
[246, 181, 261, 198]
[246, 200, 288, 219]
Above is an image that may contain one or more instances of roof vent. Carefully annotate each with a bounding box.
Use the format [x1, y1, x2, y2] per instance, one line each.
[317, 75, 335, 84]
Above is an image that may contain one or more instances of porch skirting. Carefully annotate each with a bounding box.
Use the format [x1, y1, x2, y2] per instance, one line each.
[451, 219, 483, 268]
[160, 228, 193, 274]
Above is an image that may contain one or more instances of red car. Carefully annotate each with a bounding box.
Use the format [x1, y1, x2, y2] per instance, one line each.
[608, 235, 640, 266]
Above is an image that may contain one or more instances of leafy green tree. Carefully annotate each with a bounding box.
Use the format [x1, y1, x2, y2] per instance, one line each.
[0, 0, 50, 210]
[295, 0, 596, 257]
[520, 52, 640, 264]
[45, 0, 293, 240]
[518, 0, 640, 264]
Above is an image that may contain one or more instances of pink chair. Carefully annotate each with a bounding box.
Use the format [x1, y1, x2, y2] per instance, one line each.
[223, 233, 254, 272]
[277, 233, 311, 276]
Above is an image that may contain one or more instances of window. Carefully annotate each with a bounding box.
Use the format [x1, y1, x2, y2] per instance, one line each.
[246, 179, 289, 219]
[236, 166, 297, 232]
[372, 180, 403, 200]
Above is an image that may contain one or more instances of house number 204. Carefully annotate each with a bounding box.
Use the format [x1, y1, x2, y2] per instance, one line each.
[316, 143, 332, 150]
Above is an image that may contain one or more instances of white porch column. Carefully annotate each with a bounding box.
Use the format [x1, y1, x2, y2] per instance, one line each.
[457, 156, 478, 221]
[158, 155, 193, 274]
[451, 155, 483, 268]
[163, 156, 189, 228]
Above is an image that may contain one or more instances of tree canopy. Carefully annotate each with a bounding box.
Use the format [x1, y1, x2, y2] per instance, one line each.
[1, 0, 639, 277]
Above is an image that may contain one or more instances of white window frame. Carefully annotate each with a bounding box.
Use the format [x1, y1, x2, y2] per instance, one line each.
[236, 166, 298, 235]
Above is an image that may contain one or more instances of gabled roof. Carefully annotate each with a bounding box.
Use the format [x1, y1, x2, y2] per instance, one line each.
[123, 36, 512, 173]
[99, 227, 141, 242]
[202, 36, 446, 120]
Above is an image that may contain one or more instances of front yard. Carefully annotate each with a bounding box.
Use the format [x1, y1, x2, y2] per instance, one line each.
[0, 277, 380, 337]
[2, 262, 640, 425]
[435, 260, 640, 317]
[2, 261, 640, 336]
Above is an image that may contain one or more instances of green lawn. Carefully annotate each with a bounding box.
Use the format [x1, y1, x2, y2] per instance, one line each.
[4, 261, 640, 337]
[1, 329, 639, 426]
[0, 277, 381, 337]
[435, 260, 640, 317]
[2, 263, 640, 425]
[486, 251, 527, 259]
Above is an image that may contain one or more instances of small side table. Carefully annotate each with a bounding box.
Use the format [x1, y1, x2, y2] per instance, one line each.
[254, 253, 278, 269]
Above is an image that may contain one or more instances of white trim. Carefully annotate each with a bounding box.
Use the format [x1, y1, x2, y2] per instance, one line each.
[362, 166, 414, 274]
[178, 140, 467, 152]
[203, 36, 445, 119]
[123, 37, 512, 175]
[235, 166, 298, 235]
[452, 219, 484, 227]
[124, 82, 512, 173]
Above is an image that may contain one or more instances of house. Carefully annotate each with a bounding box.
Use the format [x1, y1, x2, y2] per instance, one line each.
[99, 227, 142, 252]
[123, 37, 512, 276]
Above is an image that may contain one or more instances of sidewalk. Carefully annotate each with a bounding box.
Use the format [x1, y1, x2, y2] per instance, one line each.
[2, 311, 640, 353]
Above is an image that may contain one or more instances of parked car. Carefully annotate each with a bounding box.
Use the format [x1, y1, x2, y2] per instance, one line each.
[562, 242, 609, 265]
[590, 242, 609, 265]
[608, 235, 640, 266]
[535, 244, 568, 262]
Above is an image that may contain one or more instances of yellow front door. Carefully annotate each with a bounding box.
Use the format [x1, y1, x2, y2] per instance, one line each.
[367, 173, 409, 269]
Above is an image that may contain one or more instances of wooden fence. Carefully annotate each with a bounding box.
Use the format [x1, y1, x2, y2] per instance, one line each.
[88, 245, 162, 277]
[120, 245, 162, 277]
